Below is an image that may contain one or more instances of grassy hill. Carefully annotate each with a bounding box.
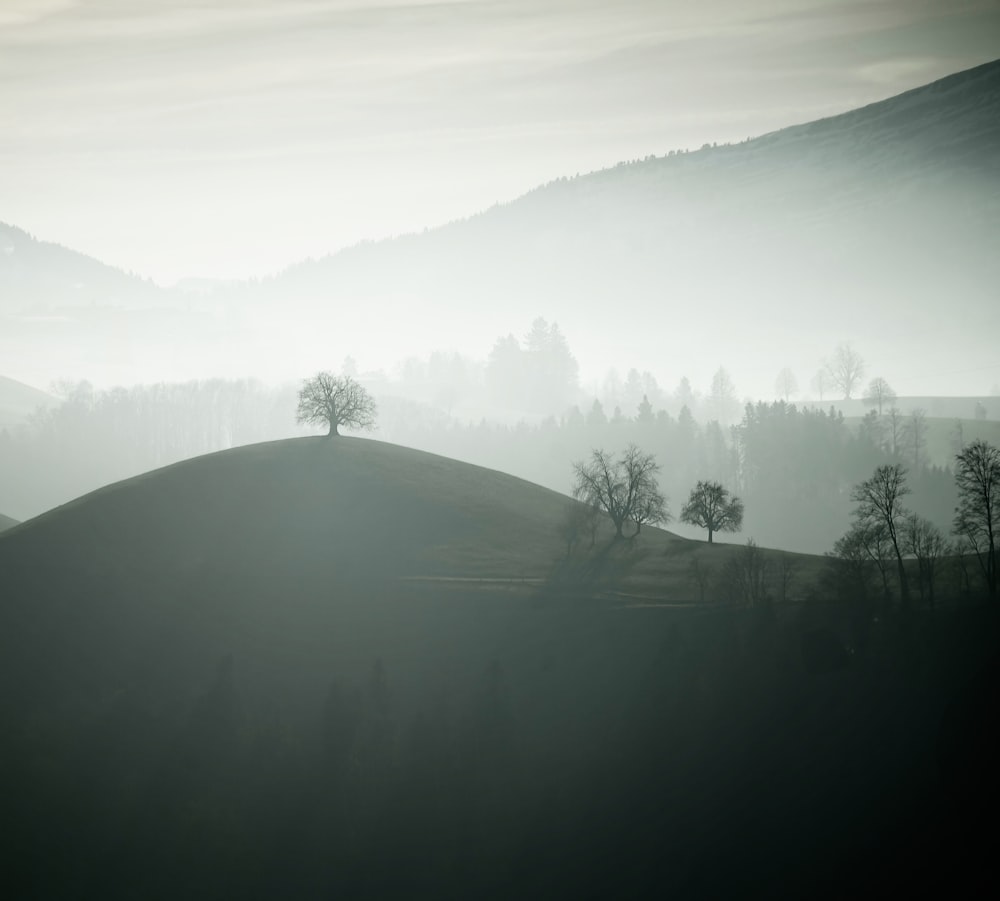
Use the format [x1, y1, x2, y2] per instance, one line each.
[1, 438, 996, 898]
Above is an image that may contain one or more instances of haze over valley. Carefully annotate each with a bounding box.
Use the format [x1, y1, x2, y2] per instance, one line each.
[2, 5, 1000, 897]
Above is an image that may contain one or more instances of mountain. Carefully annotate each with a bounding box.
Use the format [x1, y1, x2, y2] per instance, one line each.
[1, 437, 996, 898]
[0, 222, 161, 312]
[0, 513, 17, 532]
[3, 60, 999, 391]
[256, 58, 1000, 387]
[0, 374, 54, 430]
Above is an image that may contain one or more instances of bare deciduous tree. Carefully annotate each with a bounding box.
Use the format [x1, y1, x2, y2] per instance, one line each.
[572, 444, 669, 539]
[826, 343, 866, 400]
[774, 367, 798, 402]
[953, 439, 999, 599]
[863, 377, 896, 416]
[680, 480, 744, 544]
[884, 406, 904, 456]
[708, 367, 740, 425]
[902, 408, 928, 468]
[810, 368, 830, 403]
[904, 514, 946, 612]
[296, 372, 377, 437]
[851, 463, 911, 610]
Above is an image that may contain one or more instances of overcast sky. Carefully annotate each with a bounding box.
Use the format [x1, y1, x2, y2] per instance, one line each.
[2, 0, 998, 285]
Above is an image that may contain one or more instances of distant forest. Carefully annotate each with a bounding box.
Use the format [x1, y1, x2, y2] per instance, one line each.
[5, 331, 991, 555]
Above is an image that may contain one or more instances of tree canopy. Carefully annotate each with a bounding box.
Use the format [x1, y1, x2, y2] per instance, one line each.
[571, 444, 668, 539]
[296, 372, 377, 437]
[680, 480, 744, 543]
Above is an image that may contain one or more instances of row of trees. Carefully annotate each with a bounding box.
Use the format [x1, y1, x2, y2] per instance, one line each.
[833, 440, 998, 610]
[569, 444, 744, 544]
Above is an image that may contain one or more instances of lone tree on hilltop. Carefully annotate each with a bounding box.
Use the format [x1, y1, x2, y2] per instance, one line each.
[826, 343, 866, 400]
[571, 444, 669, 539]
[297, 372, 377, 437]
[680, 480, 744, 544]
[953, 439, 999, 599]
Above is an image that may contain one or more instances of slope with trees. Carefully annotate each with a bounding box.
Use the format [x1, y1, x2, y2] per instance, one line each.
[571, 444, 668, 539]
[680, 480, 744, 544]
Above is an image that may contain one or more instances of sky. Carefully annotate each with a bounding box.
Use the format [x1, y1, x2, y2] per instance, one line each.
[2, 0, 999, 286]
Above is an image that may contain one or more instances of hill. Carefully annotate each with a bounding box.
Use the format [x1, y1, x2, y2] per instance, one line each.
[2, 436, 997, 897]
[0, 374, 54, 430]
[0, 513, 17, 532]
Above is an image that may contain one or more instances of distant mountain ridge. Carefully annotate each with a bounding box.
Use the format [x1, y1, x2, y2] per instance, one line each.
[2, 58, 998, 390]
[0, 222, 160, 313]
[0, 374, 54, 430]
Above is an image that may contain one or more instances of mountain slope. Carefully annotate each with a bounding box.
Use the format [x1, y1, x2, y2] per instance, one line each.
[0, 513, 17, 532]
[3, 59, 998, 390]
[0, 374, 54, 429]
[0, 222, 161, 312]
[260, 58, 1000, 387]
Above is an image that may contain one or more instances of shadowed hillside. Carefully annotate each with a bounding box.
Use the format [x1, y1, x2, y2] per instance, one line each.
[1, 437, 998, 898]
[0, 512, 17, 532]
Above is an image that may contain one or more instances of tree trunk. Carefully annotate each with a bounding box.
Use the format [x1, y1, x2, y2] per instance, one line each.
[327, 421, 339, 437]
[708, 528, 714, 544]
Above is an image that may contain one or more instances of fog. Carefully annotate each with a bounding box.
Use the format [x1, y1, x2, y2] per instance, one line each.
[3, 4, 1000, 898]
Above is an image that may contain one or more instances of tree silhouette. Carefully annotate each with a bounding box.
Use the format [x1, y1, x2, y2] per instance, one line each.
[572, 444, 669, 539]
[774, 367, 798, 402]
[826, 343, 866, 399]
[851, 463, 911, 611]
[680, 480, 744, 544]
[863, 377, 896, 416]
[953, 439, 999, 599]
[296, 372, 377, 437]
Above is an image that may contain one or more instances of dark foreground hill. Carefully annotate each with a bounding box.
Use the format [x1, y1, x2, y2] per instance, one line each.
[0, 438, 997, 899]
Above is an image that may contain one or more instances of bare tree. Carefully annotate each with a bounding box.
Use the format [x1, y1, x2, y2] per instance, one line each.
[863, 377, 896, 416]
[904, 514, 946, 612]
[296, 372, 377, 437]
[689, 556, 711, 602]
[810, 368, 830, 403]
[902, 408, 928, 468]
[884, 406, 904, 456]
[571, 444, 669, 540]
[557, 500, 600, 557]
[680, 480, 744, 544]
[826, 343, 866, 400]
[776, 553, 797, 603]
[851, 463, 911, 610]
[724, 538, 770, 608]
[708, 367, 740, 425]
[953, 439, 999, 599]
[774, 367, 798, 402]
